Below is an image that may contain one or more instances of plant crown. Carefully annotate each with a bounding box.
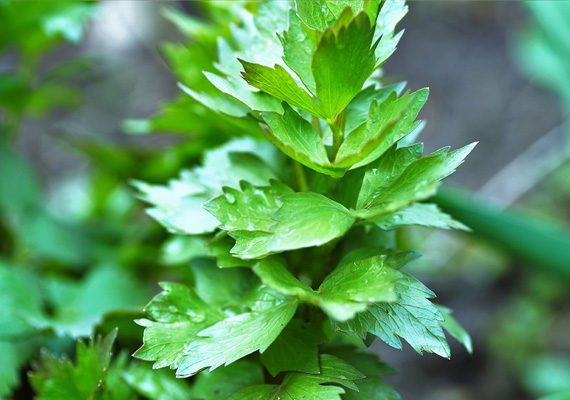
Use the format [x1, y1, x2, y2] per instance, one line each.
[132, 0, 475, 398]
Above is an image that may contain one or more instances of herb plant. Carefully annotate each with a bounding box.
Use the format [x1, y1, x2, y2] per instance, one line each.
[133, 0, 475, 398]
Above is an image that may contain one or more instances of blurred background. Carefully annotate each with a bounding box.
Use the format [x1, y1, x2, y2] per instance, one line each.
[1, 1, 569, 399]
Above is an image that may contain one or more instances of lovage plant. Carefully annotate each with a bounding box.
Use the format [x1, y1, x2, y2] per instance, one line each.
[135, 0, 475, 397]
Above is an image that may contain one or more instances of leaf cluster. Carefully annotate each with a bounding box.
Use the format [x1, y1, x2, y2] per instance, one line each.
[133, 0, 475, 398]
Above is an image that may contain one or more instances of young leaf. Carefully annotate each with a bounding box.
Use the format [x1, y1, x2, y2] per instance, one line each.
[312, 9, 377, 120]
[335, 89, 428, 168]
[260, 319, 325, 376]
[344, 82, 407, 134]
[353, 143, 477, 218]
[228, 354, 364, 400]
[369, 203, 469, 231]
[204, 180, 293, 232]
[355, 144, 423, 210]
[334, 273, 451, 358]
[280, 9, 317, 94]
[261, 104, 343, 176]
[295, 0, 336, 31]
[240, 61, 326, 118]
[268, 192, 356, 252]
[373, 0, 408, 67]
[29, 329, 118, 400]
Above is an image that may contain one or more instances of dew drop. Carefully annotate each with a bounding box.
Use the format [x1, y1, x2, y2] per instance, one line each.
[225, 192, 236, 203]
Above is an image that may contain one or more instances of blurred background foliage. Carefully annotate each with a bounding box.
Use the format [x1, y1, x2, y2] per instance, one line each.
[0, 1, 569, 399]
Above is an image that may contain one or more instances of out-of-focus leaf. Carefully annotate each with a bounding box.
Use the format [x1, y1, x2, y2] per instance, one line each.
[29, 329, 118, 400]
[436, 305, 473, 354]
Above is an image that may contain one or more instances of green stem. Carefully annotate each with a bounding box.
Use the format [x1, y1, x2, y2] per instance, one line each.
[293, 161, 309, 192]
[329, 108, 347, 162]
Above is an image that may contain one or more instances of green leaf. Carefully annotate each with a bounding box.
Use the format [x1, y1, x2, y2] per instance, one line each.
[254, 256, 401, 321]
[268, 192, 356, 252]
[280, 9, 317, 94]
[318, 255, 402, 321]
[260, 319, 325, 376]
[135, 180, 219, 235]
[295, 0, 336, 31]
[0, 262, 43, 338]
[261, 104, 345, 177]
[134, 282, 224, 369]
[135, 280, 296, 378]
[160, 236, 209, 266]
[136, 139, 278, 235]
[179, 84, 251, 118]
[324, 1, 381, 21]
[369, 203, 469, 231]
[324, 345, 397, 376]
[240, 60, 326, 119]
[436, 305, 473, 354]
[373, 0, 408, 66]
[190, 259, 255, 308]
[207, 234, 255, 268]
[228, 354, 364, 400]
[203, 72, 284, 113]
[192, 360, 264, 400]
[253, 258, 318, 304]
[229, 230, 274, 260]
[122, 363, 192, 400]
[355, 144, 423, 210]
[175, 290, 297, 377]
[353, 143, 477, 218]
[334, 273, 451, 358]
[344, 83, 407, 134]
[39, 266, 149, 338]
[0, 341, 32, 398]
[335, 89, 428, 168]
[0, 143, 41, 213]
[312, 9, 377, 120]
[336, 248, 420, 271]
[204, 180, 293, 232]
[29, 329, 118, 400]
[342, 377, 400, 400]
[40, 3, 95, 44]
